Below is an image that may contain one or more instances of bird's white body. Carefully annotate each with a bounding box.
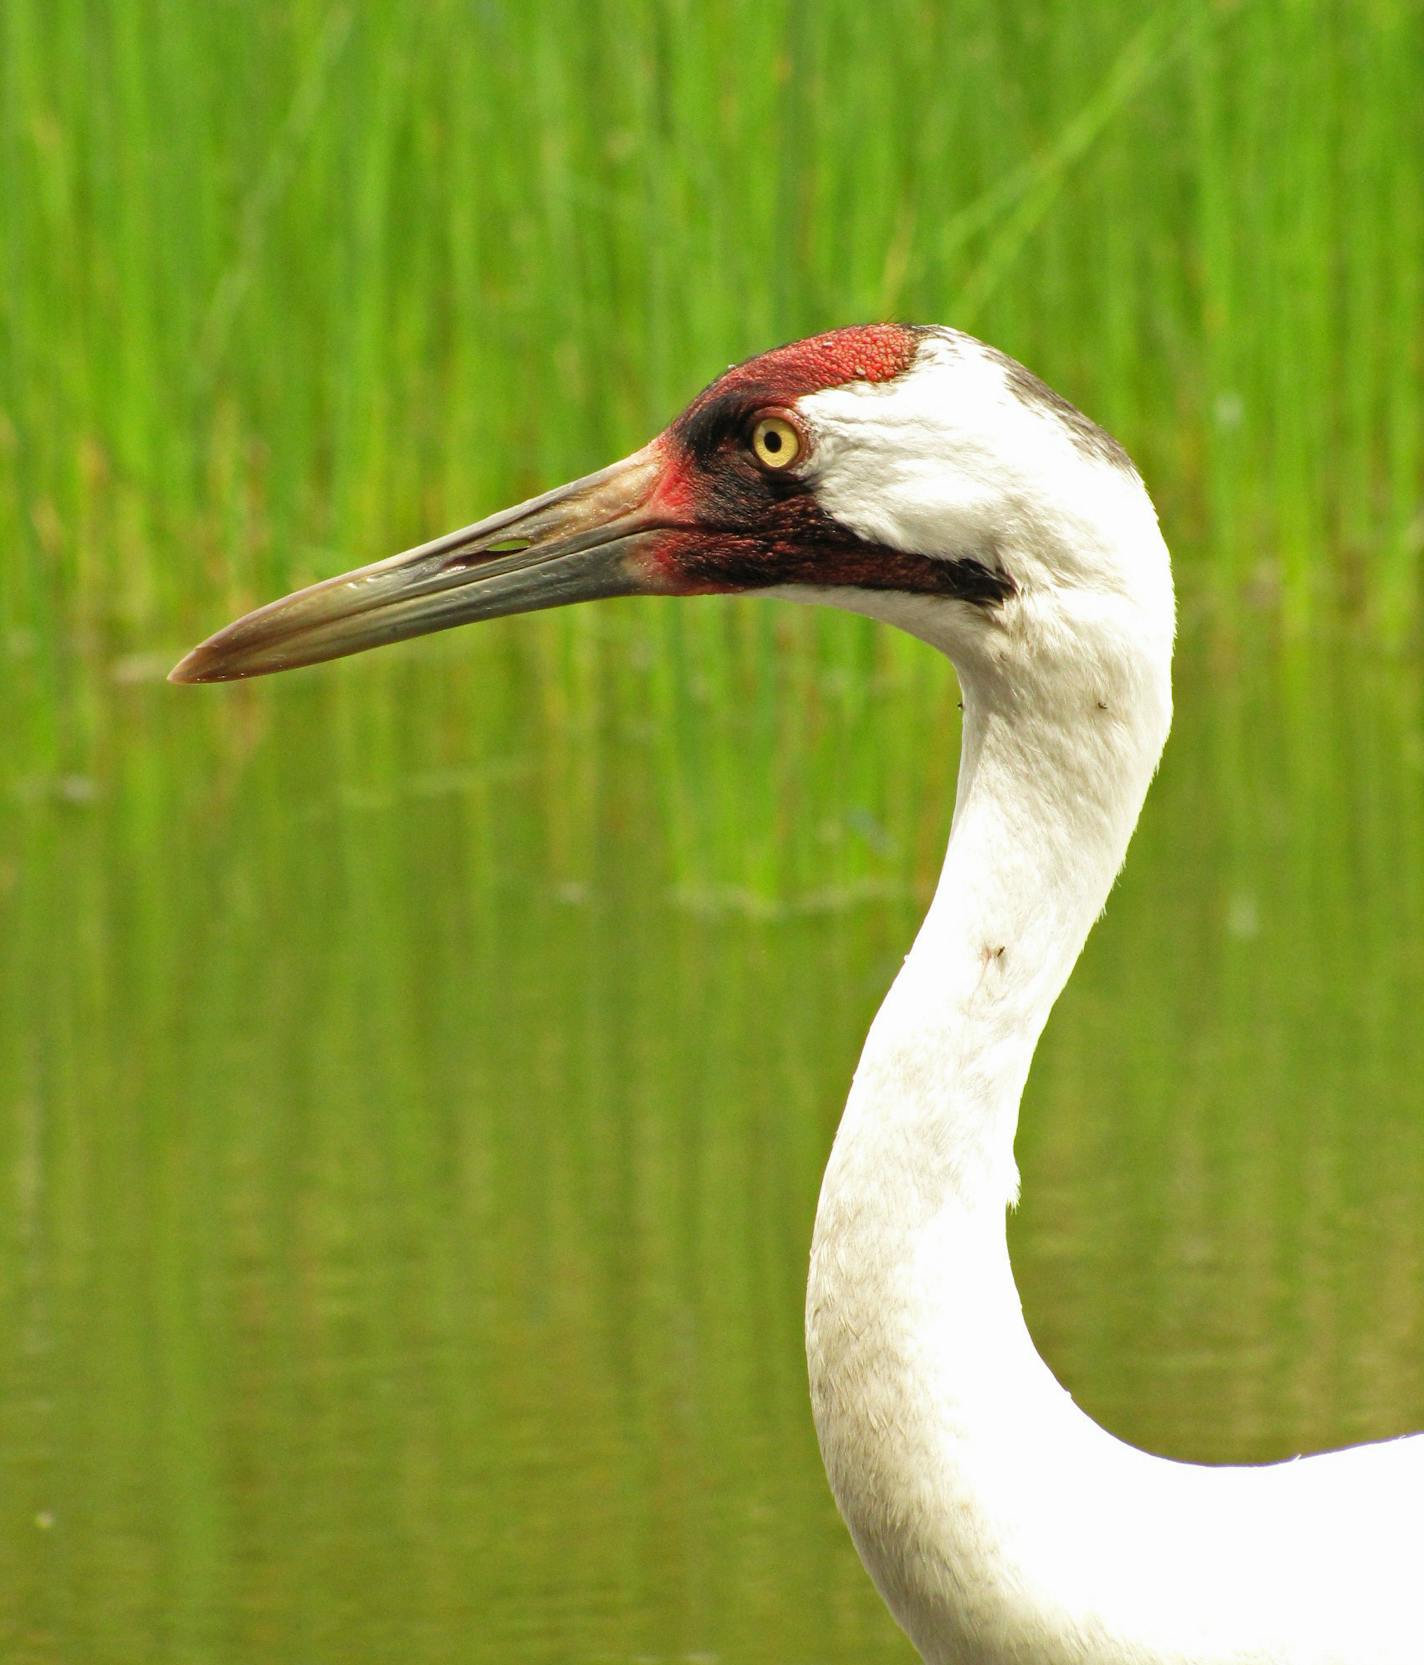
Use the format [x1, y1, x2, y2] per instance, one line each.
[795, 335, 1423, 1663]
[178, 324, 1424, 1663]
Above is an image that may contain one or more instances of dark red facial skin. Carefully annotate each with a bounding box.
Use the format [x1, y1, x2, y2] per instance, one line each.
[631, 324, 1013, 607]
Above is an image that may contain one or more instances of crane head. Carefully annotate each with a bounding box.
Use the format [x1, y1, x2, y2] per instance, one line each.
[170, 325, 1168, 685]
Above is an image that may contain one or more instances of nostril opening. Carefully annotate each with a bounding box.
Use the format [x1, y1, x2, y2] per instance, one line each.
[445, 537, 532, 570]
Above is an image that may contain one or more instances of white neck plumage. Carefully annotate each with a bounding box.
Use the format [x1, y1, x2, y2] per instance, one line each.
[805, 544, 1421, 1663]
[806, 592, 1172, 1652]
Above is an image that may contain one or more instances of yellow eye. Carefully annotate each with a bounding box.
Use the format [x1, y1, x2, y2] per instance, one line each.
[751, 415, 801, 470]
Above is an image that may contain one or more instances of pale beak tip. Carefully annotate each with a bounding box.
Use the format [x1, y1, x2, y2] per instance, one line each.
[168, 637, 249, 684]
[167, 654, 203, 685]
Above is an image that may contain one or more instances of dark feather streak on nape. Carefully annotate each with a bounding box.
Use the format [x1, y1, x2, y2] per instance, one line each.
[978, 343, 1136, 476]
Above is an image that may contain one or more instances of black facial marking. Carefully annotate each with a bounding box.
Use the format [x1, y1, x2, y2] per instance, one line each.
[657, 516, 1016, 608]
[661, 334, 1018, 609]
[673, 385, 782, 467]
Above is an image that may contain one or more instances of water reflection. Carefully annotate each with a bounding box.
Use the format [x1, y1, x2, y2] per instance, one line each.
[2, 612, 1422, 1662]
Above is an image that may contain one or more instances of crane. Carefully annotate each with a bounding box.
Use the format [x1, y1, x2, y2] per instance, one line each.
[173, 325, 1424, 1664]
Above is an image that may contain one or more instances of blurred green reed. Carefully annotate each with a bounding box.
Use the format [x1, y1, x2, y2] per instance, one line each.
[1, 0, 1422, 894]
[4, 0, 1422, 617]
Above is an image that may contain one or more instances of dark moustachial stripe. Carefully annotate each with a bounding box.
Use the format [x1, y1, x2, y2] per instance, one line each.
[652, 527, 1016, 607]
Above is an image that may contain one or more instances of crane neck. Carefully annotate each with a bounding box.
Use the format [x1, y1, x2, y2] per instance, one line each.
[849, 642, 1169, 1214]
[805, 623, 1171, 1660]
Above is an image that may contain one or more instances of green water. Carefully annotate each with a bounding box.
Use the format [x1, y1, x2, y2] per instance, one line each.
[2, 609, 1422, 1664]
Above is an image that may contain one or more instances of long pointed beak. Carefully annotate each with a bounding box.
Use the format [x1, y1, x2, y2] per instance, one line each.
[170, 445, 670, 683]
